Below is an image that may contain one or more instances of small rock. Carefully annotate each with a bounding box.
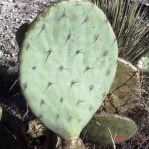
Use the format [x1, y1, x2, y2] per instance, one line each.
[0, 51, 3, 57]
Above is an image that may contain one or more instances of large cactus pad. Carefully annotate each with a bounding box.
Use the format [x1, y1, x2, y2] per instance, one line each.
[19, 0, 118, 140]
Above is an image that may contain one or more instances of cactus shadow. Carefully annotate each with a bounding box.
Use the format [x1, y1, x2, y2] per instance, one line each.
[0, 64, 27, 115]
[0, 23, 30, 112]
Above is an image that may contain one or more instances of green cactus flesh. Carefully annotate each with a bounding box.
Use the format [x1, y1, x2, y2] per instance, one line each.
[100, 58, 141, 113]
[142, 53, 149, 73]
[0, 106, 13, 123]
[81, 114, 137, 144]
[19, 0, 118, 141]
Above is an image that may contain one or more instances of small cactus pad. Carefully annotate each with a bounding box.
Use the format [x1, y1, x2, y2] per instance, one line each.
[0, 106, 13, 123]
[100, 58, 141, 113]
[81, 114, 137, 144]
[19, 0, 118, 140]
[137, 51, 149, 73]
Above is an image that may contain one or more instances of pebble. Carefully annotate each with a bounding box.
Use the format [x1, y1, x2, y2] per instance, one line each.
[0, 51, 3, 57]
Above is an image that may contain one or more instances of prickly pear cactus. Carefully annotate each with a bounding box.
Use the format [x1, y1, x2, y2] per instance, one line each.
[137, 51, 149, 73]
[81, 114, 137, 144]
[19, 0, 118, 142]
[100, 58, 141, 113]
[0, 106, 12, 123]
[63, 139, 86, 149]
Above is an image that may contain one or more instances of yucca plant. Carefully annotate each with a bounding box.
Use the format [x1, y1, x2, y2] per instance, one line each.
[93, 0, 149, 63]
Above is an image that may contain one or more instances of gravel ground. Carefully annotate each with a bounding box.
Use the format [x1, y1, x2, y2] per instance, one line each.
[0, 0, 57, 96]
[0, 0, 149, 149]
